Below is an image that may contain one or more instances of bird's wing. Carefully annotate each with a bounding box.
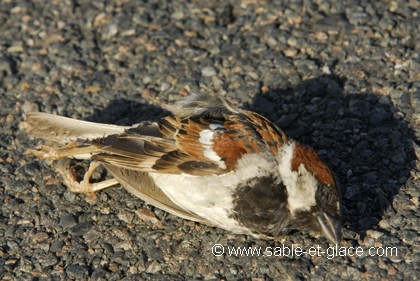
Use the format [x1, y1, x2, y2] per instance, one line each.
[91, 93, 287, 176]
[103, 163, 208, 223]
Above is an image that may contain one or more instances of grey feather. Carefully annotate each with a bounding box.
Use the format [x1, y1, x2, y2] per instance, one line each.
[165, 93, 240, 118]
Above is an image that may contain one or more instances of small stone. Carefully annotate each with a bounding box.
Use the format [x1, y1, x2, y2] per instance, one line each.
[142, 75, 152, 84]
[69, 221, 93, 236]
[261, 85, 269, 93]
[0, 56, 15, 75]
[146, 261, 161, 274]
[129, 265, 138, 274]
[410, 196, 419, 207]
[378, 219, 390, 229]
[93, 13, 109, 26]
[84, 193, 98, 205]
[135, 208, 164, 228]
[171, 11, 185, 20]
[366, 230, 384, 239]
[115, 241, 132, 251]
[387, 265, 398, 275]
[391, 154, 405, 164]
[378, 95, 392, 105]
[85, 85, 101, 94]
[284, 48, 298, 57]
[201, 66, 217, 77]
[314, 31, 328, 41]
[142, 88, 157, 100]
[363, 236, 375, 247]
[24, 163, 40, 177]
[160, 82, 171, 92]
[178, 87, 189, 96]
[108, 262, 119, 272]
[106, 24, 118, 38]
[247, 71, 258, 80]
[369, 107, 391, 124]
[83, 229, 102, 242]
[103, 243, 114, 254]
[7, 45, 24, 53]
[112, 228, 130, 240]
[59, 214, 77, 230]
[344, 185, 361, 199]
[50, 240, 65, 252]
[22, 101, 40, 113]
[117, 212, 134, 224]
[33, 232, 49, 243]
[121, 29, 136, 36]
[322, 65, 331, 74]
[363, 171, 378, 182]
[358, 217, 377, 230]
[267, 37, 277, 46]
[287, 37, 298, 47]
[66, 264, 88, 279]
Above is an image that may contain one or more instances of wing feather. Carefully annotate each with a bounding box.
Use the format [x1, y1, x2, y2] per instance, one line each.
[26, 94, 287, 176]
[103, 164, 208, 223]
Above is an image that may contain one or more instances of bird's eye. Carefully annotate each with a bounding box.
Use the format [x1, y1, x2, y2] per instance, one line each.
[317, 184, 334, 205]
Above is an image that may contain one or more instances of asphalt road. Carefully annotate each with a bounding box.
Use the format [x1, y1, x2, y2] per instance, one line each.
[0, 0, 419, 280]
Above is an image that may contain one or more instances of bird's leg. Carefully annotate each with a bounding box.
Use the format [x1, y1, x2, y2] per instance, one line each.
[53, 158, 119, 193]
[27, 142, 119, 193]
[26, 142, 99, 160]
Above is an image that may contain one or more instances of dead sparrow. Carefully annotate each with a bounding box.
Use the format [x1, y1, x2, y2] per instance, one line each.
[26, 93, 341, 244]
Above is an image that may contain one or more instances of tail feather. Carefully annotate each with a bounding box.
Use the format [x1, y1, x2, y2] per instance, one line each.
[26, 112, 129, 141]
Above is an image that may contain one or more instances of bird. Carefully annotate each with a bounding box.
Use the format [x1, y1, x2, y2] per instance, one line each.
[25, 93, 341, 244]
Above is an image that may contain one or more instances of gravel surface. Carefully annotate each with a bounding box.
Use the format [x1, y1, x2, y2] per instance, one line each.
[1, 0, 419, 280]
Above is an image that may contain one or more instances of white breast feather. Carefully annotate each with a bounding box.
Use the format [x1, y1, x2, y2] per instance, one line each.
[149, 152, 275, 233]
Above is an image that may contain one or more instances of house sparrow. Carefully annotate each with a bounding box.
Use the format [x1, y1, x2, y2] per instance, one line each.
[25, 93, 341, 244]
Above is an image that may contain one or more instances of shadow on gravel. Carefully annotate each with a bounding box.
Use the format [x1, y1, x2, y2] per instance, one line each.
[88, 76, 416, 240]
[248, 76, 416, 239]
[87, 98, 167, 125]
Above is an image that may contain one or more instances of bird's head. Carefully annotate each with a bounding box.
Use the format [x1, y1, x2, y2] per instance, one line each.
[278, 141, 341, 244]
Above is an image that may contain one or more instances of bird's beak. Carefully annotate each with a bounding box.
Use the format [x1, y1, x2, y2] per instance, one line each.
[317, 212, 341, 244]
